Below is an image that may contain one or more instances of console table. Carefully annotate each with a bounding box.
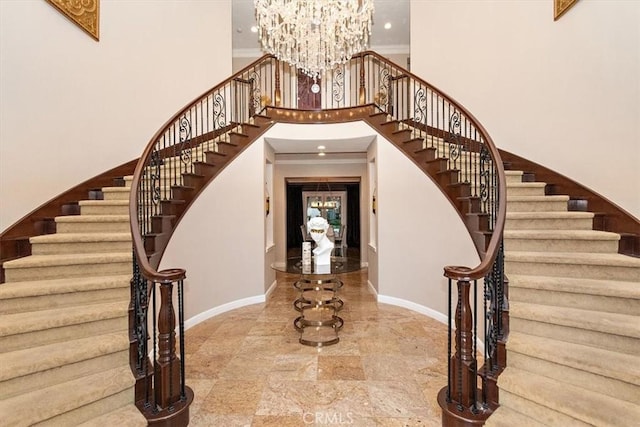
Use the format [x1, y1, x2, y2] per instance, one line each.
[272, 257, 361, 347]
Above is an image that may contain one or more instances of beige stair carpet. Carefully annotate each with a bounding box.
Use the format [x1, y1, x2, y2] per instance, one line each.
[485, 172, 640, 426]
[0, 177, 146, 426]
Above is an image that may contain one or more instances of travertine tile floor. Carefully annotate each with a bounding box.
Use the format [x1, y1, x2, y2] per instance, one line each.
[185, 269, 447, 426]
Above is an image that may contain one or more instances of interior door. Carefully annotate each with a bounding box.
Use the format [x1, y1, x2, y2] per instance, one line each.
[297, 71, 321, 110]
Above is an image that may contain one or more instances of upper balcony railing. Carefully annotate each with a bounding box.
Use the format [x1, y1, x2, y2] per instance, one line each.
[129, 51, 506, 426]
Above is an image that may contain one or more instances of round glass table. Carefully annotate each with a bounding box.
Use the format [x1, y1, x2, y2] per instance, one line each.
[272, 256, 361, 347]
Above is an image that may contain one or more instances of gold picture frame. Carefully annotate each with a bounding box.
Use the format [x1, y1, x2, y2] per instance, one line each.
[554, 0, 579, 21]
[45, 0, 100, 41]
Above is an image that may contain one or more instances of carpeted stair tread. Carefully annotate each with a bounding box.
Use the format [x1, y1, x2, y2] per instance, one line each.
[78, 199, 129, 206]
[0, 300, 129, 338]
[76, 403, 147, 427]
[507, 274, 639, 299]
[498, 366, 640, 426]
[485, 404, 547, 427]
[506, 182, 546, 188]
[504, 229, 620, 241]
[0, 332, 128, 382]
[507, 331, 640, 386]
[0, 274, 131, 300]
[506, 211, 594, 220]
[509, 300, 640, 339]
[2, 252, 130, 269]
[30, 232, 131, 244]
[55, 214, 129, 223]
[505, 250, 640, 269]
[506, 194, 569, 201]
[0, 364, 135, 427]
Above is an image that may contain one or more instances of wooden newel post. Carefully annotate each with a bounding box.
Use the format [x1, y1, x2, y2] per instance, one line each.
[451, 278, 477, 408]
[359, 55, 366, 104]
[274, 58, 282, 107]
[154, 282, 181, 408]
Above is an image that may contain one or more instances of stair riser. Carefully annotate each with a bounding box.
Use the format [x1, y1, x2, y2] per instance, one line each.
[505, 174, 524, 184]
[0, 316, 128, 353]
[101, 190, 130, 201]
[510, 317, 638, 355]
[498, 390, 588, 427]
[34, 386, 134, 427]
[0, 350, 128, 400]
[506, 186, 546, 197]
[31, 241, 132, 255]
[506, 260, 639, 281]
[80, 205, 129, 216]
[505, 218, 594, 230]
[504, 238, 619, 253]
[506, 200, 568, 212]
[0, 288, 130, 315]
[56, 222, 130, 234]
[507, 352, 640, 404]
[509, 287, 639, 316]
[4, 262, 131, 282]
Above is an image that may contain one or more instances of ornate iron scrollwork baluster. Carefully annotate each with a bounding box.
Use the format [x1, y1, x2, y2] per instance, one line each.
[378, 68, 391, 114]
[179, 116, 192, 175]
[449, 112, 462, 170]
[248, 70, 261, 116]
[333, 65, 345, 105]
[213, 92, 226, 129]
[479, 145, 492, 226]
[414, 87, 427, 146]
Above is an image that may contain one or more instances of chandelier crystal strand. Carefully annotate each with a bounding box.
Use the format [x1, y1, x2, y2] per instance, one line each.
[254, 0, 374, 80]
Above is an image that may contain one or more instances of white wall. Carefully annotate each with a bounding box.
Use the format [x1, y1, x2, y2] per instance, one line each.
[376, 136, 479, 320]
[0, 0, 232, 230]
[161, 138, 265, 324]
[411, 0, 640, 218]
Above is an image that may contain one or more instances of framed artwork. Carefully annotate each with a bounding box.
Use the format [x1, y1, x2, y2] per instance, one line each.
[45, 0, 100, 41]
[554, 0, 579, 21]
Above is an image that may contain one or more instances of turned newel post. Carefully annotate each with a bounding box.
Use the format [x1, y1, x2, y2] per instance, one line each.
[154, 281, 181, 408]
[359, 55, 366, 104]
[274, 58, 282, 107]
[451, 278, 477, 409]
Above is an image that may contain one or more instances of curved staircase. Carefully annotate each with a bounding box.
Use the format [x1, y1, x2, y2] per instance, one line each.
[0, 180, 147, 426]
[1, 51, 638, 426]
[485, 171, 640, 426]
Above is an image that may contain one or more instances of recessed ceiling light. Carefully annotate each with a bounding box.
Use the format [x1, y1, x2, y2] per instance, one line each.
[318, 152, 326, 157]
[384, 22, 392, 30]
[317, 145, 326, 150]
[250, 26, 258, 33]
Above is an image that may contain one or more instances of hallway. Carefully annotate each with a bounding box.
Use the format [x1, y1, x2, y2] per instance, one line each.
[185, 269, 446, 426]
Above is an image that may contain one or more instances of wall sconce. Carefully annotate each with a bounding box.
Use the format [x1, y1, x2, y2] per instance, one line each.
[372, 189, 377, 214]
[265, 195, 270, 216]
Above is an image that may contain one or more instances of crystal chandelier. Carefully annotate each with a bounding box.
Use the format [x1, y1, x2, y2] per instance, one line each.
[254, 0, 374, 80]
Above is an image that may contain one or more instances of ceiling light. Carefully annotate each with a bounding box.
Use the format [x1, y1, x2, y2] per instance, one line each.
[254, 0, 374, 80]
[250, 26, 258, 33]
[318, 152, 326, 157]
[317, 145, 326, 150]
[384, 22, 392, 30]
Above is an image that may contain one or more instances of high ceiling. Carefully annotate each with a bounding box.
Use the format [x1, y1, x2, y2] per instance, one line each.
[232, 1, 410, 155]
[232, 0, 410, 57]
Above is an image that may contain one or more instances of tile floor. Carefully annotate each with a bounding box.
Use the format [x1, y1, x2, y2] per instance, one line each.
[184, 268, 447, 426]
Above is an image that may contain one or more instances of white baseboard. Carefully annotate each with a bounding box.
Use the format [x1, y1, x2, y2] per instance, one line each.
[184, 295, 266, 330]
[377, 294, 448, 325]
[265, 279, 278, 299]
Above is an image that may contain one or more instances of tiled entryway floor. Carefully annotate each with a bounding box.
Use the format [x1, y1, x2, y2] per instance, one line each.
[185, 268, 447, 426]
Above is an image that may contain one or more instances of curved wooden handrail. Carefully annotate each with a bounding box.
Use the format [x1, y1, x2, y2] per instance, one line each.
[353, 51, 507, 282]
[128, 54, 277, 284]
